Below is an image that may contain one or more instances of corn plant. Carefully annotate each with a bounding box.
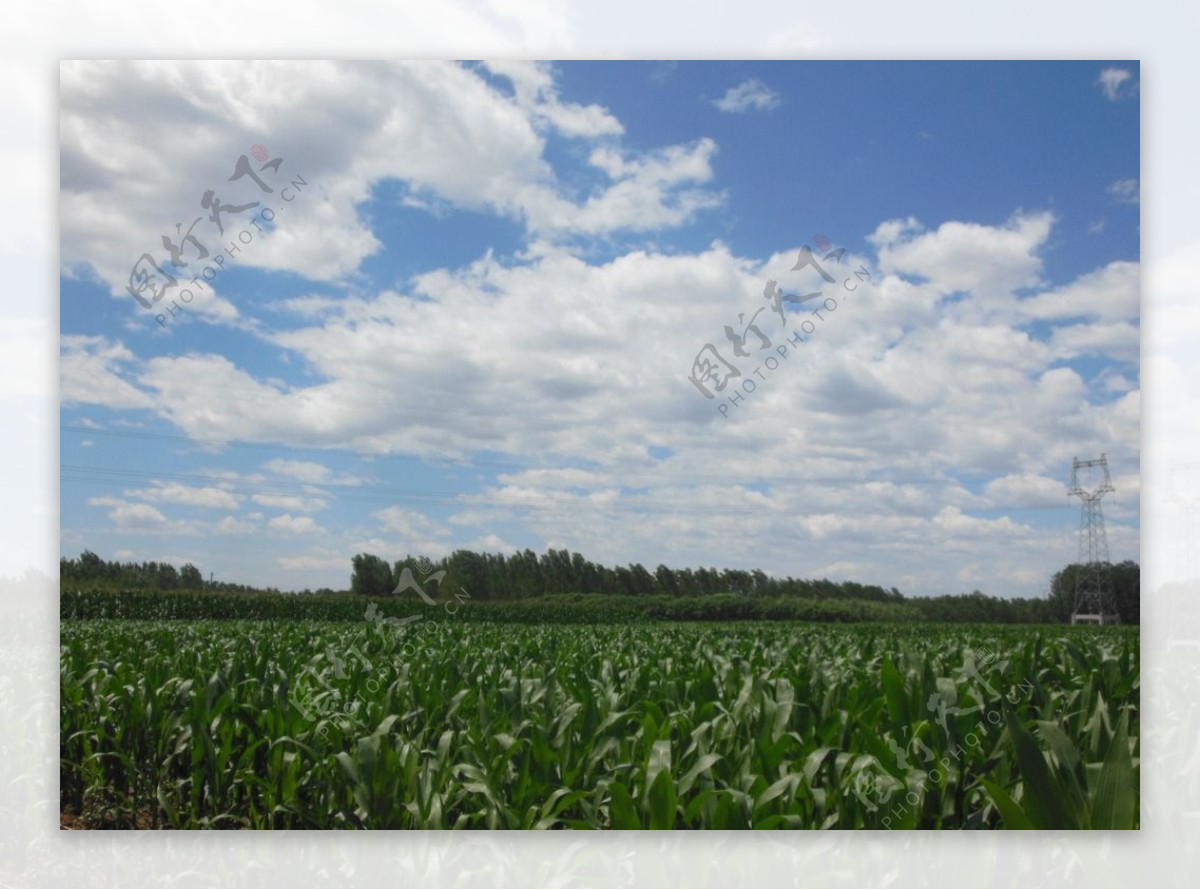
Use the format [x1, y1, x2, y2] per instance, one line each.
[60, 620, 1138, 829]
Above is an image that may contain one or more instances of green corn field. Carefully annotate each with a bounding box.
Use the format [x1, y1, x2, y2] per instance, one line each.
[60, 619, 1138, 829]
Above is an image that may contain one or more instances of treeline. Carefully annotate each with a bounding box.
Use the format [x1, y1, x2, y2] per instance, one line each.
[59, 550, 290, 596]
[901, 561, 1139, 624]
[909, 592, 1057, 624]
[352, 548, 907, 603]
[59, 548, 1140, 624]
[1047, 560, 1140, 624]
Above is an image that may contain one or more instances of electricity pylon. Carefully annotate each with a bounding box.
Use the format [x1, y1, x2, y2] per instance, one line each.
[1068, 454, 1119, 624]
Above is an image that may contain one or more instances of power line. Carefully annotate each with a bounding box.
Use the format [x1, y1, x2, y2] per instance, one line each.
[61, 424, 972, 488]
[62, 459, 1080, 521]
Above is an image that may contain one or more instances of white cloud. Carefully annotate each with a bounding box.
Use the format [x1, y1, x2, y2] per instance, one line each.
[482, 60, 624, 137]
[59, 59, 723, 316]
[267, 514, 322, 535]
[873, 211, 1053, 302]
[527, 138, 721, 236]
[65, 216, 1138, 484]
[1048, 321, 1139, 363]
[252, 493, 328, 513]
[983, 474, 1069, 508]
[470, 533, 517, 553]
[931, 505, 1028, 538]
[86, 496, 123, 509]
[1096, 67, 1136, 101]
[215, 515, 257, 535]
[1019, 260, 1139, 323]
[92, 498, 169, 529]
[1100, 371, 1136, 394]
[1108, 178, 1140, 204]
[127, 482, 239, 510]
[61, 336, 154, 409]
[713, 79, 780, 114]
[80, 496, 217, 537]
[62, 199, 1139, 596]
[262, 459, 331, 483]
[374, 506, 448, 539]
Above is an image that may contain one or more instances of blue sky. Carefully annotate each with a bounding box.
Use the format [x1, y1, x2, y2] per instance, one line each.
[60, 60, 1140, 596]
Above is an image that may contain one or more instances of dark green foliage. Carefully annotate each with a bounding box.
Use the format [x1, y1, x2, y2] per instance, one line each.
[907, 590, 1061, 624]
[60, 620, 1139, 829]
[1047, 561, 1141, 623]
[60, 549, 1140, 624]
[179, 563, 204, 589]
[59, 552, 284, 596]
[61, 589, 923, 624]
[350, 554, 393, 598]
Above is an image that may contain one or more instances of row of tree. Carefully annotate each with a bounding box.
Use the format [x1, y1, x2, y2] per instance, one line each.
[353, 549, 1139, 623]
[58, 550, 289, 595]
[351, 548, 907, 603]
[59, 548, 1141, 624]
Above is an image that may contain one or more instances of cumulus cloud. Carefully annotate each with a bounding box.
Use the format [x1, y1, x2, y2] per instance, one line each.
[713, 79, 780, 113]
[252, 493, 328, 513]
[111, 502, 169, 528]
[872, 211, 1053, 302]
[59, 59, 724, 320]
[983, 474, 1069, 508]
[86, 496, 197, 534]
[267, 514, 322, 535]
[63, 216, 1139, 598]
[1019, 260, 1139, 323]
[470, 533, 517, 553]
[1048, 321, 1139, 363]
[374, 506, 449, 539]
[1096, 67, 1136, 101]
[482, 60, 624, 137]
[126, 482, 240, 511]
[528, 138, 722, 235]
[215, 515, 257, 535]
[61, 336, 155, 409]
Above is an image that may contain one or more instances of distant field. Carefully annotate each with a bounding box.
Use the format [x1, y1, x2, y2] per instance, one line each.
[60, 620, 1138, 829]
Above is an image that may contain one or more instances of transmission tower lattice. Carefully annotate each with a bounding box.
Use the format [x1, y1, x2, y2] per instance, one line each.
[1068, 454, 1119, 625]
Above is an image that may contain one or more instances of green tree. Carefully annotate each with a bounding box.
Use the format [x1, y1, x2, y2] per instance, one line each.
[350, 553, 393, 597]
[629, 563, 656, 596]
[447, 549, 490, 600]
[155, 562, 179, 590]
[1048, 561, 1140, 624]
[655, 564, 679, 597]
[79, 549, 103, 577]
[180, 563, 204, 588]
